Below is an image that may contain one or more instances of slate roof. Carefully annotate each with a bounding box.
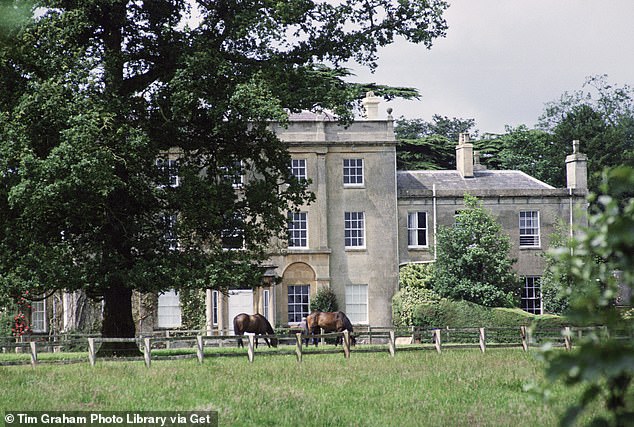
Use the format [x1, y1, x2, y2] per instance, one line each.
[397, 169, 556, 195]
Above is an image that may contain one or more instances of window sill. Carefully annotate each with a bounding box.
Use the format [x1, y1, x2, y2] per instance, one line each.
[519, 246, 542, 250]
[345, 247, 367, 252]
[408, 246, 429, 251]
[343, 184, 365, 189]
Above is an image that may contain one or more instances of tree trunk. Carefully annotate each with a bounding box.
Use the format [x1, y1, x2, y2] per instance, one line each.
[97, 285, 141, 357]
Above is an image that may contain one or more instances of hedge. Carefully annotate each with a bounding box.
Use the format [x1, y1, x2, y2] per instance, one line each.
[414, 299, 573, 344]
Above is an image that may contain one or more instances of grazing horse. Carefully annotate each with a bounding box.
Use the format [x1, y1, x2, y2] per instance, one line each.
[305, 311, 356, 347]
[233, 313, 278, 348]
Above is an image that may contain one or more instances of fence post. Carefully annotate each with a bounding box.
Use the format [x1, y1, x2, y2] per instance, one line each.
[30, 341, 37, 367]
[88, 338, 96, 366]
[320, 328, 325, 346]
[388, 330, 396, 357]
[165, 330, 171, 349]
[432, 329, 441, 353]
[247, 334, 255, 363]
[196, 335, 204, 363]
[343, 330, 351, 359]
[479, 328, 486, 353]
[563, 326, 572, 351]
[433, 329, 441, 353]
[295, 333, 303, 363]
[368, 326, 372, 345]
[143, 338, 152, 368]
[520, 326, 528, 351]
[410, 326, 415, 344]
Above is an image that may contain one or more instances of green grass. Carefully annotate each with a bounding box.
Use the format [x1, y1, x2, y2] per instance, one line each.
[0, 348, 603, 426]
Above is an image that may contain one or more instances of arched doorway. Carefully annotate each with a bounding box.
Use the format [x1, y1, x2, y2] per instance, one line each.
[280, 262, 316, 325]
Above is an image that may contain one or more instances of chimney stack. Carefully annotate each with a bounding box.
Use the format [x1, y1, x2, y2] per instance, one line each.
[566, 140, 587, 190]
[361, 91, 381, 120]
[456, 133, 474, 178]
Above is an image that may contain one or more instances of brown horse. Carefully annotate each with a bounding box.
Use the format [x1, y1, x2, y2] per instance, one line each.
[305, 311, 356, 347]
[233, 313, 278, 348]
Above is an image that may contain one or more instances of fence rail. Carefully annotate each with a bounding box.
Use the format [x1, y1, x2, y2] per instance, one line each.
[1, 325, 627, 368]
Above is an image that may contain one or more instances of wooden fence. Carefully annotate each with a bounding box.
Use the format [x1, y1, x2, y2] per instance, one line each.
[0, 325, 622, 368]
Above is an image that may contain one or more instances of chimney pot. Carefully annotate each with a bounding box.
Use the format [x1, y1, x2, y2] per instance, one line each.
[566, 140, 587, 190]
[361, 91, 381, 120]
[456, 134, 474, 178]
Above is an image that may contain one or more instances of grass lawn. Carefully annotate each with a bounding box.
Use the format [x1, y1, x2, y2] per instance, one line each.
[0, 348, 602, 426]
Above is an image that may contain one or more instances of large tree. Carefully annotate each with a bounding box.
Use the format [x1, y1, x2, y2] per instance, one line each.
[538, 75, 634, 192]
[395, 115, 477, 170]
[481, 125, 566, 187]
[432, 195, 519, 307]
[0, 0, 448, 352]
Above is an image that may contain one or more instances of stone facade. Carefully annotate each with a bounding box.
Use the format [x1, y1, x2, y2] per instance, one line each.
[266, 115, 400, 327]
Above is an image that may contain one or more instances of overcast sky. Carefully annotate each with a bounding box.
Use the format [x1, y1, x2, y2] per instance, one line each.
[351, 0, 634, 134]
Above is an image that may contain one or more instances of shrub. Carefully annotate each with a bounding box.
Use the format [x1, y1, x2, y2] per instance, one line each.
[399, 262, 435, 289]
[393, 263, 442, 327]
[179, 289, 205, 330]
[0, 309, 12, 337]
[540, 219, 572, 314]
[432, 194, 520, 307]
[413, 299, 571, 343]
[393, 286, 442, 327]
[310, 287, 338, 312]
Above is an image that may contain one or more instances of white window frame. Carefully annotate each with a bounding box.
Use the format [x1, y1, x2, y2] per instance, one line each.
[157, 290, 182, 328]
[407, 211, 428, 248]
[263, 289, 270, 320]
[31, 299, 46, 333]
[288, 211, 308, 248]
[212, 290, 219, 326]
[221, 214, 245, 250]
[221, 228, 245, 250]
[222, 160, 244, 188]
[287, 285, 310, 324]
[343, 158, 364, 187]
[291, 159, 307, 181]
[345, 284, 368, 324]
[344, 211, 365, 249]
[519, 211, 540, 247]
[156, 158, 179, 187]
[163, 213, 179, 250]
[521, 276, 542, 314]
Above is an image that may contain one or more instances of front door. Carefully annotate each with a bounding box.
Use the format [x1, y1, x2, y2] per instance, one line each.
[227, 289, 254, 334]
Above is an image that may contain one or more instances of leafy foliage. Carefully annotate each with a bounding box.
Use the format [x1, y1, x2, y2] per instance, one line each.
[393, 263, 441, 326]
[394, 116, 477, 170]
[480, 126, 566, 187]
[178, 289, 205, 331]
[415, 298, 568, 332]
[538, 75, 634, 194]
[395, 115, 478, 141]
[432, 195, 520, 307]
[543, 166, 634, 426]
[540, 219, 573, 315]
[310, 287, 339, 313]
[0, 1, 449, 341]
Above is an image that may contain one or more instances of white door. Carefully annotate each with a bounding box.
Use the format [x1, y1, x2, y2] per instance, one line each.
[157, 290, 182, 328]
[227, 289, 254, 334]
